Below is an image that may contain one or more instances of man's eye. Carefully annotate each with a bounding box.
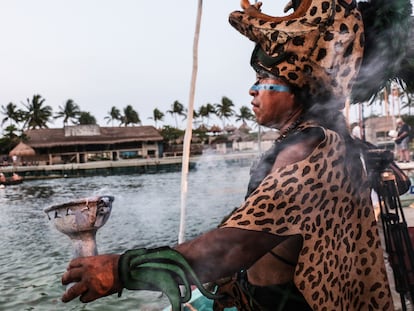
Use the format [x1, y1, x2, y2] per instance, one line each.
[255, 77, 266, 84]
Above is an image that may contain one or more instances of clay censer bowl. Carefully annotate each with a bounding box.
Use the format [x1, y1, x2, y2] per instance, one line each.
[44, 196, 114, 258]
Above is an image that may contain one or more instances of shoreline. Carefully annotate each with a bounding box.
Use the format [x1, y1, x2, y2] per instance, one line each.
[0, 151, 259, 181]
[3, 151, 414, 184]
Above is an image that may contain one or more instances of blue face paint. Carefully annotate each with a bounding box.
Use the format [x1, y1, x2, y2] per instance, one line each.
[250, 84, 291, 93]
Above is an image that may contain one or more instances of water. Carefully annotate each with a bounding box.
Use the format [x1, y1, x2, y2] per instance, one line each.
[0, 158, 251, 311]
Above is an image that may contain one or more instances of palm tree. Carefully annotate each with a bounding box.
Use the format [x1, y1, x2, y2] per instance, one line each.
[167, 100, 186, 128]
[2, 124, 21, 140]
[198, 103, 216, 126]
[104, 106, 122, 126]
[54, 99, 80, 126]
[1, 102, 23, 126]
[0, 124, 23, 154]
[192, 109, 200, 127]
[236, 105, 255, 125]
[77, 111, 97, 125]
[215, 96, 235, 128]
[121, 105, 141, 126]
[21, 94, 53, 129]
[148, 108, 164, 128]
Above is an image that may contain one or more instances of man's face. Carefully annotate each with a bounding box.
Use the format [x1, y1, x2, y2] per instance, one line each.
[249, 76, 296, 128]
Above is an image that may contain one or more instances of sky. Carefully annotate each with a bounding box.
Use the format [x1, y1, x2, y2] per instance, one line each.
[0, 0, 273, 129]
[1, 1, 413, 130]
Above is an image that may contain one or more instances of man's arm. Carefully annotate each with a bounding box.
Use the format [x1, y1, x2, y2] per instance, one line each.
[175, 227, 286, 283]
[60, 130, 323, 303]
[61, 227, 285, 303]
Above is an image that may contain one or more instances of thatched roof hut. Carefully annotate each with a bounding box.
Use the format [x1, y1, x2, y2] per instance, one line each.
[9, 142, 36, 157]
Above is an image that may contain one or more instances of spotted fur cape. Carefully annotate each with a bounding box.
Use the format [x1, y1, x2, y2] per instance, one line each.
[221, 124, 393, 310]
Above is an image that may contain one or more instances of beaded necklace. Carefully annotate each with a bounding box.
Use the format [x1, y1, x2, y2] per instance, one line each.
[275, 116, 304, 143]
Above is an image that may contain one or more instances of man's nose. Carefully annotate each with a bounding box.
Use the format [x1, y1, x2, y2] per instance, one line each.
[249, 86, 257, 96]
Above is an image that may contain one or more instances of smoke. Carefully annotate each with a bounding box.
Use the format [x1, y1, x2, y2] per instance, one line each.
[352, 0, 413, 103]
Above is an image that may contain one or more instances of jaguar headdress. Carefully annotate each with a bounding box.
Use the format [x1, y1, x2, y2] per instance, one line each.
[230, 0, 413, 103]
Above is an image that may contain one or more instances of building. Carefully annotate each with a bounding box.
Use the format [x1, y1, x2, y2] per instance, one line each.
[23, 125, 164, 165]
[364, 116, 396, 149]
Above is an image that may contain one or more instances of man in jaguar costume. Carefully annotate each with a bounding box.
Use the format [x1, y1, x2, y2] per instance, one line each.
[60, 0, 414, 310]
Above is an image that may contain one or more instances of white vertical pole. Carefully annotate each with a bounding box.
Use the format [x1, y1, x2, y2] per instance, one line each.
[178, 0, 203, 244]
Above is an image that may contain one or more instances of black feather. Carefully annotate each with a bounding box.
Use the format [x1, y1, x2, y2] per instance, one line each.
[351, 0, 413, 103]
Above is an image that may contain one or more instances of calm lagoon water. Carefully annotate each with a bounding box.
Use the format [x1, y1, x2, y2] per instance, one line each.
[0, 158, 251, 311]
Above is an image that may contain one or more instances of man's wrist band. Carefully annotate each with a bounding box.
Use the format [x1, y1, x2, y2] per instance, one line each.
[118, 246, 219, 311]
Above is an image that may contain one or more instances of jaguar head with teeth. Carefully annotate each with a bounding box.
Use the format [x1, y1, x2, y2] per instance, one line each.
[230, 0, 364, 103]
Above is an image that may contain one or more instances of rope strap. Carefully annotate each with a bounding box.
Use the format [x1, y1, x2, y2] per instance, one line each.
[118, 246, 220, 311]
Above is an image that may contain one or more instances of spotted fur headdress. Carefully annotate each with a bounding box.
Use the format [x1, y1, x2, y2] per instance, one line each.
[230, 0, 413, 104]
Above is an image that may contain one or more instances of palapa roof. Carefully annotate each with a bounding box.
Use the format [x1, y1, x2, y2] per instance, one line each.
[9, 142, 36, 156]
[260, 130, 281, 141]
[229, 129, 253, 141]
[209, 125, 222, 133]
[238, 122, 251, 132]
[224, 125, 237, 133]
[25, 125, 163, 148]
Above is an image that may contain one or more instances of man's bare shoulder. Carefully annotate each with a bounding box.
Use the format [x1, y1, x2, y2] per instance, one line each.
[272, 127, 325, 170]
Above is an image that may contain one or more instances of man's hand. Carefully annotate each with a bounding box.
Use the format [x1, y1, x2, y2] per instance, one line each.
[61, 254, 122, 303]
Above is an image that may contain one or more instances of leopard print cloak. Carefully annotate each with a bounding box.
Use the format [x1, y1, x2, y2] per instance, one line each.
[221, 125, 393, 310]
